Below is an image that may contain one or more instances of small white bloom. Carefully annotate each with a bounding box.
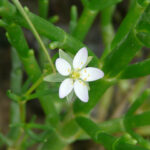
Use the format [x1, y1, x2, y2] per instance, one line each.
[55, 47, 104, 102]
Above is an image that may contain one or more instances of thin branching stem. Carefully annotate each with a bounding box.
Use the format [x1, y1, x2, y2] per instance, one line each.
[12, 0, 56, 73]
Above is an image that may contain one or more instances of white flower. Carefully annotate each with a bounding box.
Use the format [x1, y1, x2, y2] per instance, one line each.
[55, 47, 104, 102]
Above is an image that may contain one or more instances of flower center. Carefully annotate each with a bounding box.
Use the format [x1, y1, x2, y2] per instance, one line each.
[71, 71, 80, 80]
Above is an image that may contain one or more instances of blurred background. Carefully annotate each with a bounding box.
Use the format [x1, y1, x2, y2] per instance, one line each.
[1, 0, 149, 149]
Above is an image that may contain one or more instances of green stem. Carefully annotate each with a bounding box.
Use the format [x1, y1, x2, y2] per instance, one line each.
[7, 48, 25, 150]
[101, 6, 115, 47]
[70, 5, 78, 34]
[1, 1, 99, 65]
[100, 5, 115, 62]
[21, 78, 32, 94]
[73, 28, 143, 114]
[8, 48, 22, 141]
[76, 116, 149, 150]
[4, 0, 146, 115]
[0, 133, 12, 146]
[72, 7, 98, 41]
[111, 0, 148, 50]
[6, 24, 60, 129]
[38, 0, 50, 69]
[12, 0, 56, 73]
[129, 0, 136, 10]
[120, 58, 150, 79]
[38, 0, 49, 19]
[65, 109, 150, 142]
[97, 110, 150, 134]
[124, 90, 150, 149]
[24, 74, 45, 97]
[0, 0, 16, 18]
[6, 23, 60, 149]
[23, 89, 57, 102]
[72, 0, 121, 41]
[19, 101, 26, 123]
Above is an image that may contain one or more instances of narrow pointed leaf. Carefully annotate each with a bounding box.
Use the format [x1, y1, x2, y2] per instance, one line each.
[120, 58, 150, 79]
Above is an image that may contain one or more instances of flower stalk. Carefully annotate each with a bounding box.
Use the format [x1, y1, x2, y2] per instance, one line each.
[12, 0, 56, 73]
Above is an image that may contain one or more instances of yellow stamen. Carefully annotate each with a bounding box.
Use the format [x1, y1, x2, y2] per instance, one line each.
[84, 78, 87, 81]
[71, 71, 80, 80]
[82, 81, 86, 86]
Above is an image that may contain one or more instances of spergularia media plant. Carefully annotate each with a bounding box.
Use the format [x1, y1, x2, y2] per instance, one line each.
[1, 0, 150, 150]
[55, 47, 104, 102]
[44, 47, 104, 102]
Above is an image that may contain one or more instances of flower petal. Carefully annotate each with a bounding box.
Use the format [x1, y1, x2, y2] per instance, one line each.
[59, 78, 74, 98]
[80, 67, 104, 82]
[55, 58, 71, 76]
[74, 80, 89, 102]
[73, 47, 88, 70]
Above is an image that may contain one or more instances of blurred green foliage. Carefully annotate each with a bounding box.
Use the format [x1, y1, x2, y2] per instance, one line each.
[0, 0, 150, 150]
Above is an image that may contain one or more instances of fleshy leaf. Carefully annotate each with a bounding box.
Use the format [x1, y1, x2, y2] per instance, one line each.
[44, 73, 66, 82]
[137, 32, 150, 48]
[59, 49, 73, 65]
